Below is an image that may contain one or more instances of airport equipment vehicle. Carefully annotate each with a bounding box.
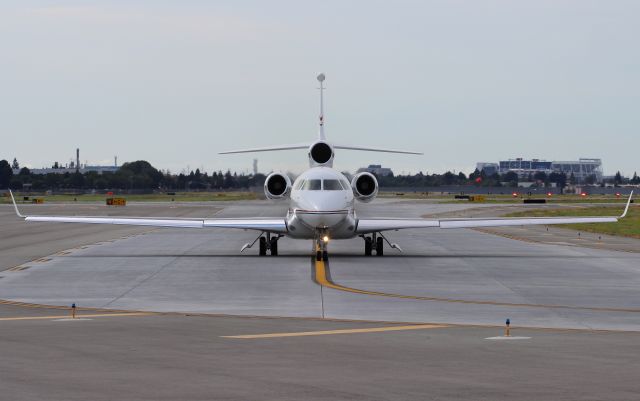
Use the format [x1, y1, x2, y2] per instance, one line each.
[9, 75, 633, 260]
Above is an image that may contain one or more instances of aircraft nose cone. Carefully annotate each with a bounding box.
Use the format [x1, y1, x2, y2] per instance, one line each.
[295, 194, 348, 228]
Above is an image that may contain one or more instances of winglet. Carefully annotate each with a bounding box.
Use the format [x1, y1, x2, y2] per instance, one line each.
[8, 190, 25, 218]
[620, 191, 634, 219]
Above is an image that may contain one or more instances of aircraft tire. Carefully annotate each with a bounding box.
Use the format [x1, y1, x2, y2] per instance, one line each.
[270, 238, 278, 256]
[259, 237, 267, 256]
[364, 237, 372, 256]
[376, 237, 384, 256]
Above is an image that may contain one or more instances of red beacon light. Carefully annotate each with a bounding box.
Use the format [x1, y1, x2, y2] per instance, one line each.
[580, 192, 587, 197]
[616, 193, 621, 197]
[512, 192, 518, 197]
[547, 192, 553, 197]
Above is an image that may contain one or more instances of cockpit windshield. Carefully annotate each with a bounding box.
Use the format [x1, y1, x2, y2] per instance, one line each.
[295, 178, 347, 191]
[302, 179, 322, 190]
[323, 179, 344, 190]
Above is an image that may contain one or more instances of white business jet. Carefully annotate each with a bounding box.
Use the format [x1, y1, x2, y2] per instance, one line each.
[10, 74, 633, 261]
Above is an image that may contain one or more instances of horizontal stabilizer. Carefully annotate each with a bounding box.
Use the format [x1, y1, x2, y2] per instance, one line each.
[219, 144, 309, 154]
[219, 143, 422, 155]
[333, 144, 423, 155]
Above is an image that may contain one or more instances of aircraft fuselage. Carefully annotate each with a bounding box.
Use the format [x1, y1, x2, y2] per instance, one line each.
[286, 167, 357, 239]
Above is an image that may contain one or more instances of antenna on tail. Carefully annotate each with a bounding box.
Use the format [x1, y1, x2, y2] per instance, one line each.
[317, 73, 326, 140]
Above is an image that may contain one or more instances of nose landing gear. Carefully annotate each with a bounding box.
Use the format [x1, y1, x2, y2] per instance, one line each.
[315, 232, 329, 262]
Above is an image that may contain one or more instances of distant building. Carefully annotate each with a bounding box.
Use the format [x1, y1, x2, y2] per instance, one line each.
[357, 164, 394, 177]
[477, 157, 603, 183]
[475, 162, 499, 176]
[15, 149, 119, 175]
[16, 165, 119, 175]
[551, 159, 603, 183]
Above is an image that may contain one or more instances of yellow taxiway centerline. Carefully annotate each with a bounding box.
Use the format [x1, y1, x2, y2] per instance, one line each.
[0, 312, 153, 321]
[222, 324, 447, 339]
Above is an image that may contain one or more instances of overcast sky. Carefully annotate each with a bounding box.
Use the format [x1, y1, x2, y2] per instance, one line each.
[1, 1, 638, 176]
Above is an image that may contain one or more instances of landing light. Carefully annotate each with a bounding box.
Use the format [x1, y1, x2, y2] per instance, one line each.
[581, 193, 587, 197]
[547, 192, 552, 197]
[323, 236, 330, 243]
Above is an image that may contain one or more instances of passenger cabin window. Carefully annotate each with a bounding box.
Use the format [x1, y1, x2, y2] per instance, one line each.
[302, 179, 322, 190]
[323, 179, 344, 190]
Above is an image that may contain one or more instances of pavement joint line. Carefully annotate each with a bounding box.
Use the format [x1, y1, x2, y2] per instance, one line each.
[0, 312, 153, 321]
[312, 258, 640, 314]
[221, 324, 448, 339]
[0, 300, 638, 333]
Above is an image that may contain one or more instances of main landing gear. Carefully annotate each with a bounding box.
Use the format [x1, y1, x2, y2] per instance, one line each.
[361, 232, 397, 256]
[242, 232, 281, 256]
[258, 233, 280, 256]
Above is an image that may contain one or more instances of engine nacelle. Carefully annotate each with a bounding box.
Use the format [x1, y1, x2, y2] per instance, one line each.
[351, 172, 378, 203]
[308, 141, 334, 167]
[264, 172, 292, 200]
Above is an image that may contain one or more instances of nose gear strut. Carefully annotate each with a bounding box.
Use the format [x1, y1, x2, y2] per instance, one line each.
[315, 231, 329, 261]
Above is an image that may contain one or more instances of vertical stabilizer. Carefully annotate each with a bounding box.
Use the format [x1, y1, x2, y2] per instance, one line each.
[317, 73, 326, 140]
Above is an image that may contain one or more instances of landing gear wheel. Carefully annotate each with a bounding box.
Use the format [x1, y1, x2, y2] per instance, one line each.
[259, 237, 267, 256]
[322, 250, 328, 261]
[316, 250, 322, 261]
[376, 237, 384, 256]
[364, 237, 373, 256]
[270, 237, 278, 256]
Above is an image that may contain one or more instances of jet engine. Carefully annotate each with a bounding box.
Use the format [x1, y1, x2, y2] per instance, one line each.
[264, 172, 292, 200]
[308, 141, 334, 167]
[351, 172, 378, 203]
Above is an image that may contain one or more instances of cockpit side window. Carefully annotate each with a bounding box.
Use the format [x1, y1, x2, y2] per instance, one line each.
[295, 179, 306, 190]
[302, 179, 322, 190]
[323, 179, 344, 190]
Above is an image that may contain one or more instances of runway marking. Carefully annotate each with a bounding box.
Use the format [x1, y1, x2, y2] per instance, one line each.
[222, 324, 447, 339]
[0, 312, 152, 321]
[313, 259, 640, 313]
[485, 336, 531, 340]
[7, 265, 30, 272]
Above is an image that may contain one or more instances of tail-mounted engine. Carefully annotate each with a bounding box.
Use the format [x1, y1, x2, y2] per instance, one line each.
[351, 172, 378, 203]
[264, 172, 292, 200]
[308, 141, 334, 167]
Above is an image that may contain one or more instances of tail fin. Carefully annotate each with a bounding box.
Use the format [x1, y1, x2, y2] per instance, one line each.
[317, 73, 326, 141]
[219, 73, 423, 156]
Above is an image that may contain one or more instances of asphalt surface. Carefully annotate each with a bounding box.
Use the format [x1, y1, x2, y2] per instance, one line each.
[0, 202, 222, 271]
[1, 200, 639, 400]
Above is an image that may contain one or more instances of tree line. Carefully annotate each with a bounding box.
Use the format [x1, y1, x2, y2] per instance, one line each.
[0, 160, 266, 191]
[1, 159, 638, 191]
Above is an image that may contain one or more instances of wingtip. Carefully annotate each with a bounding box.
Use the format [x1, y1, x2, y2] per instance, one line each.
[620, 191, 633, 219]
[8, 190, 25, 219]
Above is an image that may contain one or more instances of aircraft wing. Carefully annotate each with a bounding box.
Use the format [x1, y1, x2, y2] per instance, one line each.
[356, 192, 633, 233]
[9, 192, 287, 233]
